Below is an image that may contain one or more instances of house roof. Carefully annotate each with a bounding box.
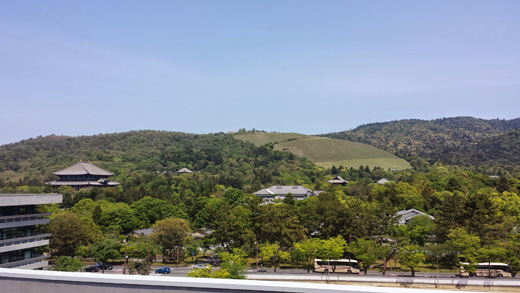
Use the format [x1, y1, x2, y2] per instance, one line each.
[377, 178, 390, 184]
[327, 176, 348, 184]
[253, 185, 311, 197]
[178, 167, 193, 173]
[53, 161, 114, 176]
[395, 209, 435, 225]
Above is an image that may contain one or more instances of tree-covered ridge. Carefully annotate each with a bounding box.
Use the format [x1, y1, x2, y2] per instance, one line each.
[323, 117, 520, 168]
[0, 130, 318, 189]
[446, 129, 520, 167]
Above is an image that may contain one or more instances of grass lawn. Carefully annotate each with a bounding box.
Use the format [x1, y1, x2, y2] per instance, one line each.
[235, 133, 410, 170]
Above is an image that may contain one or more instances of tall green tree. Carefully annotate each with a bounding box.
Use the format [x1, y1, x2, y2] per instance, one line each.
[48, 212, 88, 256]
[259, 243, 290, 272]
[349, 238, 388, 274]
[151, 217, 192, 261]
[399, 244, 425, 277]
[445, 227, 481, 268]
[318, 236, 347, 273]
[294, 238, 322, 272]
[255, 204, 306, 249]
[90, 236, 122, 273]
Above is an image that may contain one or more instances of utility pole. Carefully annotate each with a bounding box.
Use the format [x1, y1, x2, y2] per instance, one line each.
[123, 239, 127, 274]
[147, 247, 150, 275]
[256, 241, 259, 268]
[176, 246, 180, 268]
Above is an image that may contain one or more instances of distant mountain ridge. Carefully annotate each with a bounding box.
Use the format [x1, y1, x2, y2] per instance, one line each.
[323, 116, 520, 168]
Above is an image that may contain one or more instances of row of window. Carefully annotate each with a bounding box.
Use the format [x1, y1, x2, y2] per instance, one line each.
[0, 248, 33, 264]
[0, 205, 36, 217]
[0, 227, 35, 240]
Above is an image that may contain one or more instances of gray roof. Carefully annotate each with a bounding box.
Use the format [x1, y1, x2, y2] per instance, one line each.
[395, 209, 435, 225]
[130, 228, 154, 236]
[253, 185, 312, 197]
[53, 162, 114, 176]
[178, 167, 193, 173]
[377, 178, 390, 184]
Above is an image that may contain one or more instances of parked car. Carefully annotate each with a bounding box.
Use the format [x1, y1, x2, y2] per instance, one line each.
[155, 267, 171, 274]
[191, 263, 210, 269]
[84, 265, 99, 272]
[96, 262, 113, 270]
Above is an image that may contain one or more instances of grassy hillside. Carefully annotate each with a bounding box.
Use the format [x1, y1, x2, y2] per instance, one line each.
[235, 132, 410, 170]
[233, 132, 311, 146]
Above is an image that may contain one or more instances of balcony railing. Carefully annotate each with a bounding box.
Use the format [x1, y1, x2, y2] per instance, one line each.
[0, 254, 51, 268]
[0, 212, 52, 223]
[0, 233, 52, 247]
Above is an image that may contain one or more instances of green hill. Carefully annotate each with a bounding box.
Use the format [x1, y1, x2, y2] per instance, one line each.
[0, 130, 317, 188]
[446, 128, 520, 167]
[234, 132, 410, 170]
[323, 116, 520, 168]
[233, 132, 311, 146]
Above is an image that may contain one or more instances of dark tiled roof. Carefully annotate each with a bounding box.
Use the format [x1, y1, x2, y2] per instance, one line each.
[53, 162, 114, 176]
[47, 181, 120, 186]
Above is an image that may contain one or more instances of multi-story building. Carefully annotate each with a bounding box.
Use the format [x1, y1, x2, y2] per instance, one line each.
[0, 192, 62, 269]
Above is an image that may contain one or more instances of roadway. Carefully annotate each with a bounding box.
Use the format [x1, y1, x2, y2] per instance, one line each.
[86, 265, 520, 291]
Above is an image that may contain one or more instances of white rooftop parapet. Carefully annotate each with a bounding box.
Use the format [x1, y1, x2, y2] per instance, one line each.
[0, 268, 488, 293]
[0, 193, 63, 207]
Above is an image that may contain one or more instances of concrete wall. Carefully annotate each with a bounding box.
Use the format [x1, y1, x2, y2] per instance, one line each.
[0, 193, 63, 207]
[0, 269, 473, 293]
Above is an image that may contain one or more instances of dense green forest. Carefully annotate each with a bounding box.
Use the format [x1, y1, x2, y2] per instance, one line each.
[0, 130, 319, 192]
[2, 118, 520, 276]
[323, 117, 520, 171]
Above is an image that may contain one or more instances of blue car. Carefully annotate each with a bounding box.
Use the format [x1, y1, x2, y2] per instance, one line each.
[155, 267, 171, 274]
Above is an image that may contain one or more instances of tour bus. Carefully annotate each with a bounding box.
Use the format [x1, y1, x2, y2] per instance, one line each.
[459, 262, 512, 278]
[313, 259, 360, 274]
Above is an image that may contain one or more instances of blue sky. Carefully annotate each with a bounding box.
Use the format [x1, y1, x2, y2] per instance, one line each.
[1, 0, 519, 145]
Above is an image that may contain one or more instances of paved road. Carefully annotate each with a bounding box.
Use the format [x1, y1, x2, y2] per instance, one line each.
[81, 265, 520, 291]
[92, 264, 472, 279]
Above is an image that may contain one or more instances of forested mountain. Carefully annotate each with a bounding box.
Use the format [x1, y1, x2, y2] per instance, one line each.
[323, 117, 520, 169]
[447, 128, 520, 167]
[0, 130, 318, 190]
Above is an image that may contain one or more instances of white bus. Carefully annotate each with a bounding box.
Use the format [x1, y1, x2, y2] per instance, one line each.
[313, 259, 360, 274]
[460, 262, 512, 278]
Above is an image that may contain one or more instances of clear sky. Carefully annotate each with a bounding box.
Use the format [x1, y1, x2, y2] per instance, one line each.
[1, 0, 519, 146]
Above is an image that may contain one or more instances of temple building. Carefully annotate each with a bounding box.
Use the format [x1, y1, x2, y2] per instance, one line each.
[47, 161, 120, 190]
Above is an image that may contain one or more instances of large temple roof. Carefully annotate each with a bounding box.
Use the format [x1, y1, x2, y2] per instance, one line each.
[53, 161, 114, 176]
